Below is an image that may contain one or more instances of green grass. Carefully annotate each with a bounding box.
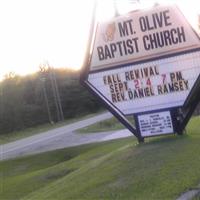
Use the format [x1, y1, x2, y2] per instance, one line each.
[78, 116, 134, 133]
[0, 111, 104, 145]
[1, 116, 200, 200]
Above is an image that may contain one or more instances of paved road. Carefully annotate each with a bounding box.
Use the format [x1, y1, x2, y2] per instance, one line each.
[0, 112, 133, 161]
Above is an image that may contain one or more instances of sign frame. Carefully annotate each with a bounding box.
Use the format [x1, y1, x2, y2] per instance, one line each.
[80, 4, 200, 143]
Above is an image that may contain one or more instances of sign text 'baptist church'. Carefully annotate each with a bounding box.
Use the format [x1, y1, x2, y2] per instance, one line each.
[90, 5, 200, 70]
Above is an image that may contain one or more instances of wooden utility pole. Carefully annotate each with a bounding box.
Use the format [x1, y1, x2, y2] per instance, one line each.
[39, 65, 53, 124]
[49, 66, 64, 122]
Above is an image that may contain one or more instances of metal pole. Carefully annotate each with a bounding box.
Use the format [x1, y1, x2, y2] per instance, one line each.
[113, 0, 140, 17]
[178, 73, 200, 133]
[80, 0, 142, 142]
[113, 0, 119, 17]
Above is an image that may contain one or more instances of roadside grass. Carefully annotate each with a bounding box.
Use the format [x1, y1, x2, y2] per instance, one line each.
[0, 110, 104, 145]
[1, 116, 200, 200]
[78, 116, 134, 133]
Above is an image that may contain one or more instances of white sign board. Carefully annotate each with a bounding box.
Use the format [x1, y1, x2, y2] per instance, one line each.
[138, 111, 173, 137]
[88, 50, 200, 114]
[90, 5, 200, 71]
[83, 4, 200, 139]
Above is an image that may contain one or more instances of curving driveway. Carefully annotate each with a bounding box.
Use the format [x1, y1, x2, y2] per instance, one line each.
[0, 112, 133, 161]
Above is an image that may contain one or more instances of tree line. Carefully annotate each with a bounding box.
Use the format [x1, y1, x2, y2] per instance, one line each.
[0, 68, 102, 135]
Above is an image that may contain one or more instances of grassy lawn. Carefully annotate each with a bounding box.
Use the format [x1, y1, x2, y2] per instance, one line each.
[1, 116, 200, 200]
[0, 111, 104, 145]
[78, 116, 134, 133]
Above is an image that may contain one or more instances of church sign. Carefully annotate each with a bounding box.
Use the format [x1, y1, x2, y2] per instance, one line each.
[81, 4, 200, 142]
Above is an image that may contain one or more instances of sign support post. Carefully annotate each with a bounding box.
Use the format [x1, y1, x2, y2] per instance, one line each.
[176, 75, 200, 134]
[82, 80, 144, 142]
[80, 1, 143, 143]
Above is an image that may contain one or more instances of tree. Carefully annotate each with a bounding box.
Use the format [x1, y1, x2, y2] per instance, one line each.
[0, 68, 102, 135]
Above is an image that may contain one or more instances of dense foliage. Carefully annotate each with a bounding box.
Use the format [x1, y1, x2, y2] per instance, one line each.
[0, 69, 102, 134]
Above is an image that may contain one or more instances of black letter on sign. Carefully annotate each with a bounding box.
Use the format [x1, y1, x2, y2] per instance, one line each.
[118, 19, 133, 37]
[97, 46, 104, 61]
[139, 16, 146, 32]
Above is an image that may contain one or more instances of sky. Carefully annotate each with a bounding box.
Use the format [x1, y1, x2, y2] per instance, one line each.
[0, 0, 199, 80]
